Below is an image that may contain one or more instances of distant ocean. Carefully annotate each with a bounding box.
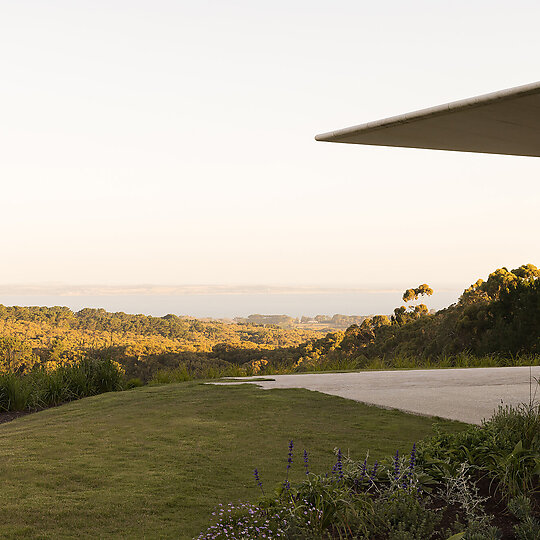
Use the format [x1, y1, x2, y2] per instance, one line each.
[0, 290, 461, 319]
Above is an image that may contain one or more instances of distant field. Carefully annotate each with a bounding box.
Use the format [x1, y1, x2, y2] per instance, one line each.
[0, 383, 466, 539]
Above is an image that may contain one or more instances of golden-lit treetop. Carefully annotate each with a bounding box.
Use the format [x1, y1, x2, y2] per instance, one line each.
[402, 284, 434, 302]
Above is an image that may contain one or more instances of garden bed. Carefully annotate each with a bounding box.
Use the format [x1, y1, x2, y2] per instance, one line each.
[198, 400, 540, 539]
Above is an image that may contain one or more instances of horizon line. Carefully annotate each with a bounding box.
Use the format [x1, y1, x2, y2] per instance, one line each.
[0, 283, 463, 297]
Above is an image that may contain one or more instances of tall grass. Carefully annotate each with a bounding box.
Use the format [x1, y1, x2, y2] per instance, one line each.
[0, 358, 125, 412]
[305, 353, 540, 373]
[0, 373, 34, 411]
[298, 356, 361, 372]
[482, 400, 540, 497]
[150, 363, 249, 384]
[150, 353, 540, 382]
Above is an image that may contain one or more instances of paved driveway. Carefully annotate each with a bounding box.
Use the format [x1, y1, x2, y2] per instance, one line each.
[216, 366, 540, 424]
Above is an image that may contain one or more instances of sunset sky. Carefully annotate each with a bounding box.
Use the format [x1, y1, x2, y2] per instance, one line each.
[2, 1, 539, 298]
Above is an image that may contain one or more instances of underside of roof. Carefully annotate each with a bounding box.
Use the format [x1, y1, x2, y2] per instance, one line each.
[315, 81, 540, 157]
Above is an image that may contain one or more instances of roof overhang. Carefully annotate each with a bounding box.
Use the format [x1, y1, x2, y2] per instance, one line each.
[315, 81, 540, 157]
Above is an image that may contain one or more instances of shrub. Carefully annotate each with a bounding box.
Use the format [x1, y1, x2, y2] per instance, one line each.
[151, 366, 193, 384]
[442, 463, 491, 528]
[373, 490, 441, 539]
[84, 357, 125, 394]
[514, 517, 540, 540]
[418, 400, 540, 499]
[126, 377, 143, 389]
[285, 474, 373, 537]
[508, 496, 540, 540]
[34, 368, 72, 406]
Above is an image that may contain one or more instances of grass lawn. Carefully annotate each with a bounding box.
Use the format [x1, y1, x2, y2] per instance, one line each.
[0, 382, 466, 539]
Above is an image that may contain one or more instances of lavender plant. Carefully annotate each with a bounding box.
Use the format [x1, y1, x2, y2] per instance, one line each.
[284, 439, 293, 490]
[253, 468, 264, 496]
[303, 449, 309, 476]
[336, 449, 343, 480]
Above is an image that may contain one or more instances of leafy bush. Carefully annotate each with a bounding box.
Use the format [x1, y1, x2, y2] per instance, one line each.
[508, 496, 540, 540]
[373, 490, 441, 539]
[514, 516, 540, 540]
[281, 474, 373, 537]
[126, 377, 143, 389]
[418, 400, 540, 499]
[442, 463, 491, 529]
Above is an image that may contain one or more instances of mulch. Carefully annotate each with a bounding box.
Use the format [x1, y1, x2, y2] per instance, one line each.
[427, 471, 539, 539]
[0, 410, 33, 425]
[0, 402, 69, 425]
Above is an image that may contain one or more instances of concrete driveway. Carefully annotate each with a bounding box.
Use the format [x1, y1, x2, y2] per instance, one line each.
[216, 366, 540, 424]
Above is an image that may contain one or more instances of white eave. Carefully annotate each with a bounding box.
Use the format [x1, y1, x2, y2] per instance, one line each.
[315, 81, 540, 157]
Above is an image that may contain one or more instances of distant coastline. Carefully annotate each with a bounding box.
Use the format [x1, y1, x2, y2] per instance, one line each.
[0, 284, 409, 297]
[0, 289, 461, 319]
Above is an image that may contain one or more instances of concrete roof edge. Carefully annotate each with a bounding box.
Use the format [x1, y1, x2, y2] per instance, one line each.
[315, 80, 540, 142]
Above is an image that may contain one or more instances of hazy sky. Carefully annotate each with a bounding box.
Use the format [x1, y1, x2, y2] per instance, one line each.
[2, 1, 539, 292]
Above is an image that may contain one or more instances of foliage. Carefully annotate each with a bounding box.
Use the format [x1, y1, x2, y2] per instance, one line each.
[418, 399, 540, 500]
[0, 263, 537, 380]
[198, 443, 454, 539]
[0, 262, 536, 399]
[274, 263, 540, 372]
[0, 304, 328, 381]
[442, 463, 491, 528]
[373, 490, 441, 539]
[508, 496, 540, 540]
[393, 283, 434, 326]
[0, 336, 39, 373]
[403, 284, 434, 303]
[0, 357, 124, 412]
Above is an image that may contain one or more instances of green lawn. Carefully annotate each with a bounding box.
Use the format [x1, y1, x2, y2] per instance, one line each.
[0, 382, 466, 539]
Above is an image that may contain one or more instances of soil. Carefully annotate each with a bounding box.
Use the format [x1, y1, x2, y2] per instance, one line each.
[428, 471, 539, 539]
[0, 402, 69, 426]
[0, 410, 33, 425]
[433, 473, 520, 538]
[350, 472, 539, 539]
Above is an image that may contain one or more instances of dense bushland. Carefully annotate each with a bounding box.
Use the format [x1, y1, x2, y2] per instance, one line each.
[367, 264, 540, 359]
[149, 264, 540, 379]
[0, 263, 537, 387]
[232, 263, 540, 374]
[0, 306, 325, 380]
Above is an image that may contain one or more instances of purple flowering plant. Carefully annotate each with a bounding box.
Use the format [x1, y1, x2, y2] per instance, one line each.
[283, 439, 293, 490]
[198, 442, 424, 539]
[254, 468, 264, 496]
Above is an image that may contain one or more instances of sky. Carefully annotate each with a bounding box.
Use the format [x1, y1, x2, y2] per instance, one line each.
[1, 1, 539, 310]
